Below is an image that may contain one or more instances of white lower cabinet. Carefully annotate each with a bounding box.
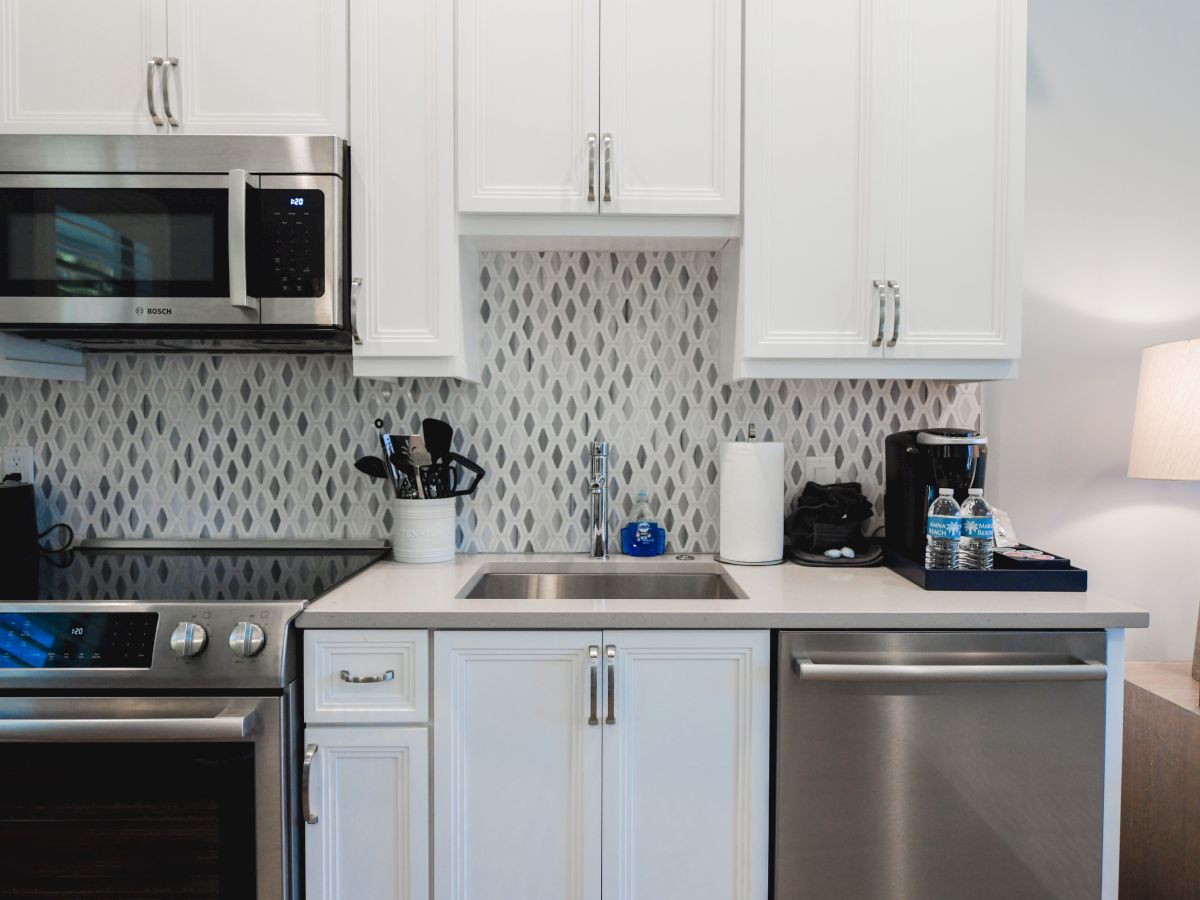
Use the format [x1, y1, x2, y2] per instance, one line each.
[303, 725, 429, 900]
[433, 630, 769, 900]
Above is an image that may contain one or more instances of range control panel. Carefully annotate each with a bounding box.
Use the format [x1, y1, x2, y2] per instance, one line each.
[0, 612, 157, 669]
[260, 188, 325, 297]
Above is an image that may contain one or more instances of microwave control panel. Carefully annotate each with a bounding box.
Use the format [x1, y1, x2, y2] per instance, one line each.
[261, 188, 326, 297]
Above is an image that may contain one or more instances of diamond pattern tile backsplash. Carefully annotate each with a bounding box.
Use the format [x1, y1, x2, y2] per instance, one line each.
[0, 251, 980, 552]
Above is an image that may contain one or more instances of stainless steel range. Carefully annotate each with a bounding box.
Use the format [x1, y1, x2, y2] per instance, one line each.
[0, 541, 383, 900]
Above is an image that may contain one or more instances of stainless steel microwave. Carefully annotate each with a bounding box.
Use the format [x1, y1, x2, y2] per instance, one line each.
[0, 134, 348, 351]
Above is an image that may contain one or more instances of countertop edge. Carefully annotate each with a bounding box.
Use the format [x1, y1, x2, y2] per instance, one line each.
[296, 611, 1150, 630]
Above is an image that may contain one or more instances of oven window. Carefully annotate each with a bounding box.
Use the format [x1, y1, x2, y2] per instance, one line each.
[0, 188, 230, 297]
[0, 742, 256, 898]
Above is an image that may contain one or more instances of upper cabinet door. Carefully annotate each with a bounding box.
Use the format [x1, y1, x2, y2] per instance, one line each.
[434, 631, 603, 900]
[598, 0, 741, 216]
[350, 0, 465, 362]
[457, 0, 601, 213]
[601, 631, 769, 900]
[739, 0, 887, 359]
[0, 0, 167, 134]
[163, 0, 347, 136]
[881, 0, 1025, 360]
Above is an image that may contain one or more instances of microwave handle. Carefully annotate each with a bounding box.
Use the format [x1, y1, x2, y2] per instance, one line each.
[228, 168, 259, 313]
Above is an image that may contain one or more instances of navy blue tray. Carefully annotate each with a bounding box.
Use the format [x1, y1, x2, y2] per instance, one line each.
[884, 548, 1088, 592]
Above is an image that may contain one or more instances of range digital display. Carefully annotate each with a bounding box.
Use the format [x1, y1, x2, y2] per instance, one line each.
[0, 613, 157, 668]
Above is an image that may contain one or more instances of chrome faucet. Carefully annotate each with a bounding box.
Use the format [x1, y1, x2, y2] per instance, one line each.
[588, 441, 609, 559]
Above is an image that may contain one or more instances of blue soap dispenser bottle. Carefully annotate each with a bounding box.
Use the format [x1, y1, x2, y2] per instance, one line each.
[621, 490, 667, 556]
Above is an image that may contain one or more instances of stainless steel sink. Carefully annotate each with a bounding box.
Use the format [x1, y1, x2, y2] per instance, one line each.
[459, 567, 744, 600]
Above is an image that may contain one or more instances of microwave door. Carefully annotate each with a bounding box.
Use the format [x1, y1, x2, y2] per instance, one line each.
[0, 173, 260, 327]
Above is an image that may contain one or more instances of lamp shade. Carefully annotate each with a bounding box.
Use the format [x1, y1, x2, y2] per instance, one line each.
[1128, 339, 1200, 480]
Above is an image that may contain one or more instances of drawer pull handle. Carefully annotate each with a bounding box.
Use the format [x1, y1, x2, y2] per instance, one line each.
[339, 669, 395, 684]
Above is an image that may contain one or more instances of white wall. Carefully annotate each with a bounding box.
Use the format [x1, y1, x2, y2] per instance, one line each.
[986, 0, 1200, 661]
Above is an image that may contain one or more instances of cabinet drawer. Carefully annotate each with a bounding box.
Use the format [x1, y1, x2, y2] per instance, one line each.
[304, 630, 429, 724]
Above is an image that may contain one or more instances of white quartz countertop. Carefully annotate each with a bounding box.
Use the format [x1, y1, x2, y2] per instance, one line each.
[297, 553, 1150, 629]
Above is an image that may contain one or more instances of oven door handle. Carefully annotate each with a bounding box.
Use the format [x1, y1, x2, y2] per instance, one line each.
[0, 700, 258, 742]
[228, 168, 260, 314]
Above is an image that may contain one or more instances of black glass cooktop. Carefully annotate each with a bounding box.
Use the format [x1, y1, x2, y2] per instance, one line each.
[1, 548, 385, 604]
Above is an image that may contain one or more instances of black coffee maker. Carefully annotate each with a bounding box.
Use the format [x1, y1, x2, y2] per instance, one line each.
[0, 478, 41, 598]
[885, 428, 988, 562]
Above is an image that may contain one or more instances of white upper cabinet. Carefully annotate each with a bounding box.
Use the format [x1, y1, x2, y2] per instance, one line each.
[349, 0, 478, 379]
[738, 0, 886, 360]
[880, 0, 1025, 361]
[0, 0, 347, 137]
[598, 0, 741, 216]
[163, 0, 347, 136]
[457, 0, 742, 217]
[727, 0, 1026, 380]
[0, 0, 167, 134]
[457, 0, 600, 214]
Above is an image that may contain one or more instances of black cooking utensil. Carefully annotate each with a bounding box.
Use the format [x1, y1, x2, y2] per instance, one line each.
[374, 418, 403, 497]
[354, 456, 390, 481]
[422, 418, 454, 464]
[444, 452, 486, 497]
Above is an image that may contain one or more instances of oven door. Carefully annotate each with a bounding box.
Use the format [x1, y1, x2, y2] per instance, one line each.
[0, 692, 296, 900]
[0, 173, 260, 327]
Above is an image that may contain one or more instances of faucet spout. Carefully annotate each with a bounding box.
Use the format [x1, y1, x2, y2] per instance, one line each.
[588, 441, 609, 560]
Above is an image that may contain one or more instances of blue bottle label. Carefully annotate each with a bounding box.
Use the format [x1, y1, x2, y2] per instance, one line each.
[962, 516, 994, 540]
[633, 522, 656, 546]
[926, 515, 962, 540]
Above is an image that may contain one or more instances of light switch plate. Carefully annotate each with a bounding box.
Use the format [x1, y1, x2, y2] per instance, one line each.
[2, 446, 34, 484]
[809, 455, 837, 485]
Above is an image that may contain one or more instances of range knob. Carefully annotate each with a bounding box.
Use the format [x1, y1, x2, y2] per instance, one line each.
[228, 621, 267, 658]
[170, 621, 208, 658]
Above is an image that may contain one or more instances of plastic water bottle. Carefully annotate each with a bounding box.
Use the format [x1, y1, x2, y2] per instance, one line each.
[958, 488, 994, 571]
[925, 488, 962, 570]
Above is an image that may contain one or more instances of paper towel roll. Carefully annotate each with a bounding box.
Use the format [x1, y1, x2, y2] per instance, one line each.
[718, 441, 785, 565]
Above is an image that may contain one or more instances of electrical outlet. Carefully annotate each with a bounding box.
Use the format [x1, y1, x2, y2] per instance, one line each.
[809, 455, 837, 485]
[2, 446, 34, 484]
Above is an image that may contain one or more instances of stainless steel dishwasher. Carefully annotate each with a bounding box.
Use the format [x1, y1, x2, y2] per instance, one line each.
[775, 631, 1108, 900]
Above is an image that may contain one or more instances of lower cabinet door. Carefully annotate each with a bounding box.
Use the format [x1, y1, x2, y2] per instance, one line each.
[601, 630, 770, 900]
[434, 631, 603, 900]
[304, 725, 429, 900]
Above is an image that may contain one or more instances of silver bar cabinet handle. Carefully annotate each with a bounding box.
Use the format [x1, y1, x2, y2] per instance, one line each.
[605, 644, 616, 724]
[587, 134, 597, 203]
[162, 56, 180, 126]
[146, 57, 164, 125]
[871, 280, 886, 347]
[602, 133, 613, 203]
[339, 668, 394, 684]
[588, 645, 600, 725]
[350, 276, 363, 345]
[887, 280, 901, 347]
[791, 655, 1108, 683]
[302, 743, 319, 825]
[228, 169, 259, 312]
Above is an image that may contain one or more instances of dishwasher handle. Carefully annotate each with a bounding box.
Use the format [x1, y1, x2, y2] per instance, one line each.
[791, 654, 1108, 683]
